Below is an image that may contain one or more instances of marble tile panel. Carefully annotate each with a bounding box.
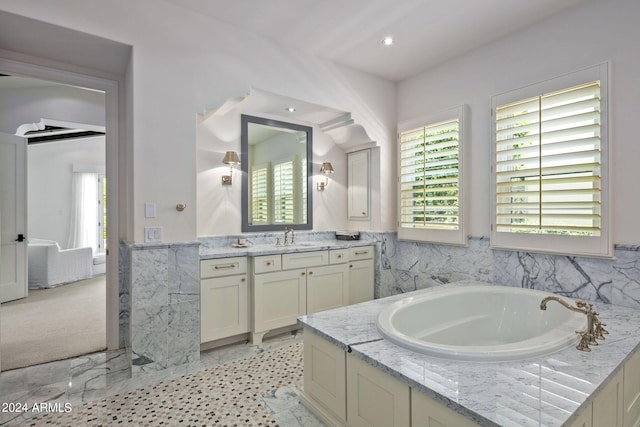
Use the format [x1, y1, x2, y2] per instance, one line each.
[167, 300, 200, 366]
[130, 304, 169, 372]
[131, 247, 168, 284]
[493, 250, 612, 303]
[611, 247, 640, 309]
[168, 244, 199, 300]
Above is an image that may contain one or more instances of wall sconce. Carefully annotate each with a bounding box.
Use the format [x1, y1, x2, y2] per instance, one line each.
[222, 151, 240, 185]
[317, 162, 334, 191]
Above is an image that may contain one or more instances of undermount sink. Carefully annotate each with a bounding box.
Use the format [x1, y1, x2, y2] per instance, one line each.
[376, 285, 587, 361]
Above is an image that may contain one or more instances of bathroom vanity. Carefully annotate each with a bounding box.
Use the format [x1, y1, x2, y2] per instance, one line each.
[199, 241, 374, 347]
[298, 282, 640, 427]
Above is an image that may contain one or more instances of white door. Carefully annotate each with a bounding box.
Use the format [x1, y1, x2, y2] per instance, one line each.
[1, 132, 28, 303]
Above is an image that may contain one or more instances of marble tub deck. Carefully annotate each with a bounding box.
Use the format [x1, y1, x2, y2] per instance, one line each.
[0, 331, 324, 426]
[299, 281, 640, 427]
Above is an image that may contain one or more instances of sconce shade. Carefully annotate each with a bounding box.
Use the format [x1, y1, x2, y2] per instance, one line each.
[223, 151, 240, 165]
[320, 162, 334, 174]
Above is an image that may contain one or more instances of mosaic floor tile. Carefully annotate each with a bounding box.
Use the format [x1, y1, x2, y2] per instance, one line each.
[20, 341, 309, 426]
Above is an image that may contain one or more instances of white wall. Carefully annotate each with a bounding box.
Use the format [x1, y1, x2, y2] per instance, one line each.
[28, 137, 106, 247]
[397, 0, 640, 244]
[0, 0, 397, 241]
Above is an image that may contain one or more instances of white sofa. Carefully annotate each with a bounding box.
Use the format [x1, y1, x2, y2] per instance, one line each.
[27, 239, 93, 289]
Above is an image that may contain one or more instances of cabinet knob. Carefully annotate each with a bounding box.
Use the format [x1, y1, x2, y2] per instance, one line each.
[309, 271, 313, 275]
[266, 261, 272, 266]
[337, 255, 342, 258]
[241, 278, 246, 282]
[301, 272, 306, 276]
[350, 264, 353, 268]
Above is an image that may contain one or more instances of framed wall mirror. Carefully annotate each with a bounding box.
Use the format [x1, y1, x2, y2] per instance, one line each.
[241, 114, 313, 232]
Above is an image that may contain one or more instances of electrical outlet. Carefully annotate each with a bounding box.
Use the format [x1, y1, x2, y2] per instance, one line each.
[144, 226, 162, 243]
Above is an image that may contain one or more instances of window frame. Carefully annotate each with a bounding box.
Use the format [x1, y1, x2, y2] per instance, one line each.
[397, 105, 468, 246]
[490, 63, 612, 258]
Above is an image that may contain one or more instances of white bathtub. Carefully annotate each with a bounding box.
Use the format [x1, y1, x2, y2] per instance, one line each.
[376, 285, 588, 361]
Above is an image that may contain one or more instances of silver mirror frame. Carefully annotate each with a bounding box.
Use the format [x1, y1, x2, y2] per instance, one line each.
[241, 114, 313, 232]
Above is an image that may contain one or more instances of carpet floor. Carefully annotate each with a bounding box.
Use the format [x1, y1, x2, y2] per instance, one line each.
[26, 341, 304, 426]
[0, 276, 106, 371]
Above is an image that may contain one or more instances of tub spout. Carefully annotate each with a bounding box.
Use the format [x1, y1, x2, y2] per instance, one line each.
[540, 296, 605, 352]
[540, 296, 587, 314]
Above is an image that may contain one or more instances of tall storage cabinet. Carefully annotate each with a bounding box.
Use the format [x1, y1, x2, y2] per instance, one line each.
[200, 257, 249, 343]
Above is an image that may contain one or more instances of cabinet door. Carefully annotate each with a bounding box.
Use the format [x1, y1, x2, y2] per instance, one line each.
[569, 408, 593, 427]
[304, 330, 347, 423]
[624, 350, 640, 427]
[593, 368, 623, 427]
[348, 149, 370, 220]
[200, 274, 249, 343]
[349, 259, 374, 304]
[347, 353, 410, 427]
[307, 263, 349, 314]
[412, 389, 481, 427]
[253, 269, 306, 333]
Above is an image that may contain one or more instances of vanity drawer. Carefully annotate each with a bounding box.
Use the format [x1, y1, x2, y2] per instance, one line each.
[253, 254, 282, 274]
[349, 246, 374, 261]
[329, 249, 349, 264]
[282, 251, 329, 270]
[201, 257, 247, 279]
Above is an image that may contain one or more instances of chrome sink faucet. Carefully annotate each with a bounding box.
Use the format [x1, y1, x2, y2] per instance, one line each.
[283, 227, 295, 246]
[540, 296, 608, 352]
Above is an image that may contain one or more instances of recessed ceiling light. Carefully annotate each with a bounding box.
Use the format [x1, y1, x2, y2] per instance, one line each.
[286, 107, 296, 112]
[382, 36, 393, 46]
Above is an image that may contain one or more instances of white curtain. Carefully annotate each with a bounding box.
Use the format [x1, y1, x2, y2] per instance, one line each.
[67, 172, 98, 252]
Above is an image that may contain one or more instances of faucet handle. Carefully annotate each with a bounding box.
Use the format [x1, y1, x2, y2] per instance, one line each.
[576, 331, 592, 352]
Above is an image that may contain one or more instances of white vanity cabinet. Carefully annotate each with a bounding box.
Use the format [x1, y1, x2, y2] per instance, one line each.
[200, 257, 249, 344]
[252, 249, 350, 344]
[348, 246, 374, 304]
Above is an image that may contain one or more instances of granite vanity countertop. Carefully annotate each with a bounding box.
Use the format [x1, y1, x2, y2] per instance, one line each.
[298, 281, 640, 427]
[199, 239, 376, 260]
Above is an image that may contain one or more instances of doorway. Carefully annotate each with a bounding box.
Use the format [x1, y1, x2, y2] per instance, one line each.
[0, 60, 120, 372]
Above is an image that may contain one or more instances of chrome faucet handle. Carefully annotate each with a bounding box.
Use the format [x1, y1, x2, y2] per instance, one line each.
[275, 237, 281, 246]
[290, 230, 295, 245]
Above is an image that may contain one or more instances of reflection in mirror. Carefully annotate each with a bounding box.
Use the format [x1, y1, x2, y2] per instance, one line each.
[241, 115, 312, 231]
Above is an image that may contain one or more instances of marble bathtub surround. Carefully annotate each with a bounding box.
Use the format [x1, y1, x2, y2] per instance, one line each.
[370, 233, 640, 310]
[298, 281, 640, 427]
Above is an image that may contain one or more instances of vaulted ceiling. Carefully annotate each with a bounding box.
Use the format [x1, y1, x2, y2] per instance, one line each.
[165, 0, 587, 82]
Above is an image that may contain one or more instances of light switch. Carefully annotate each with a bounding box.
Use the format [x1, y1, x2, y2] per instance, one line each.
[145, 203, 156, 218]
[144, 226, 162, 243]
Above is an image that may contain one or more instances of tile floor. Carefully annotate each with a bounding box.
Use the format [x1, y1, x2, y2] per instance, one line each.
[0, 331, 324, 426]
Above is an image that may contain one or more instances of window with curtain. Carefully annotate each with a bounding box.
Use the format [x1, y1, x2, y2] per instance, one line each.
[398, 105, 467, 245]
[491, 63, 611, 257]
[68, 172, 99, 253]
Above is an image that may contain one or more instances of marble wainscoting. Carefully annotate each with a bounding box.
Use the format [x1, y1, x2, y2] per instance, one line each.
[119, 241, 201, 374]
[367, 232, 640, 310]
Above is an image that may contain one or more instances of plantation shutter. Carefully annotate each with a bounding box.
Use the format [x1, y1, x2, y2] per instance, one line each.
[273, 160, 294, 224]
[495, 81, 601, 236]
[397, 105, 467, 246]
[251, 166, 268, 224]
[490, 63, 611, 258]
